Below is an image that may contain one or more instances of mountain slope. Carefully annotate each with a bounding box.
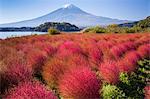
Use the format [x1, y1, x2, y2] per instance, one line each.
[0, 4, 129, 27]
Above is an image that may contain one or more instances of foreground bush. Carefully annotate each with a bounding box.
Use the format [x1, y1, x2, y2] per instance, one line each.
[48, 28, 60, 35]
[110, 44, 127, 59]
[43, 54, 89, 89]
[42, 57, 66, 89]
[58, 67, 101, 99]
[101, 84, 125, 99]
[99, 61, 119, 84]
[0, 46, 32, 94]
[118, 59, 150, 98]
[137, 44, 150, 59]
[144, 86, 150, 99]
[116, 51, 141, 73]
[117, 60, 135, 73]
[57, 41, 83, 57]
[1, 64, 32, 93]
[34, 42, 56, 56]
[123, 51, 141, 70]
[85, 42, 103, 69]
[26, 49, 48, 74]
[4, 81, 58, 99]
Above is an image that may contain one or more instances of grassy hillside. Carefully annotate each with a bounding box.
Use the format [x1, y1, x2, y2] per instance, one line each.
[119, 16, 150, 28]
[136, 16, 150, 28]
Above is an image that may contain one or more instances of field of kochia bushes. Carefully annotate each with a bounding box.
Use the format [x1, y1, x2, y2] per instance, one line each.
[0, 33, 150, 99]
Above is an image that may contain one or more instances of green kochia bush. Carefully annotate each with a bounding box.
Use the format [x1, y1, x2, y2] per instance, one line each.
[101, 84, 125, 99]
[118, 59, 150, 98]
[101, 59, 150, 99]
[48, 28, 60, 35]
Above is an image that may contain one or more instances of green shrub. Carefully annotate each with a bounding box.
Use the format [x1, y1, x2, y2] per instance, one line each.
[107, 24, 118, 28]
[83, 23, 148, 34]
[143, 27, 150, 32]
[106, 24, 124, 33]
[118, 59, 150, 98]
[83, 26, 107, 33]
[125, 27, 136, 33]
[101, 84, 125, 99]
[119, 73, 130, 85]
[124, 27, 142, 33]
[48, 28, 60, 35]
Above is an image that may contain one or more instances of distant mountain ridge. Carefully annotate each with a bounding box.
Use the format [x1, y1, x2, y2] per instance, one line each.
[0, 22, 80, 32]
[119, 16, 150, 28]
[0, 4, 129, 27]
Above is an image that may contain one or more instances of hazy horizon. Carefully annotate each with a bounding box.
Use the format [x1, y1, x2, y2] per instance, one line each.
[0, 0, 149, 24]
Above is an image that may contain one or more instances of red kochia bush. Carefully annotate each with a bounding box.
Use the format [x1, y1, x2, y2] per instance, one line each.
[144, 86, 150, 99]
[16, 43, 34, 54]
[117, 59, 136, 73]
[137, 44, 150, 59]
[34, 42, 56, 56]
[110, 46, 124, 59]
[97, 41, 114, 50]
[62, 54, 89, 68]
[18, 44, 48, 72]
[97, 41, 115, 61]
[0, 46, 32, 93]
[4, 81, 58, 99]
[1, 63, 32, 86]
[123, 51, 141, 66]
[58, 41, 83, 57]
[117, 51, 141, 73]
[86, 42, 103, 68]
[122, 41, 136, 50]
[99, 61, 119, 84]
[43, 57, 66, 88]
[43, 54, 89, 88]
[110, 43, 131, 59]
[26, 49, 47, 74]
[58, 67, 101, 99]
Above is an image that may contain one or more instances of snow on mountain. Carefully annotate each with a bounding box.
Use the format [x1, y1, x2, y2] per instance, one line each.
[63, 4, 75, 8]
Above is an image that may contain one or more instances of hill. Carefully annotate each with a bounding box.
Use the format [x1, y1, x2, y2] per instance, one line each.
[119, 16, 150, 28]
[34, 22, 80, 32]
[136, 16, 150, 28]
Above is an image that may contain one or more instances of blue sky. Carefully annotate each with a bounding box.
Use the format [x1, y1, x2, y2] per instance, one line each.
[0, 0, 149, 24]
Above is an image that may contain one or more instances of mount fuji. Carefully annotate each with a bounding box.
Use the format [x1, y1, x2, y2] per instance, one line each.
[0, 4, 129, 27]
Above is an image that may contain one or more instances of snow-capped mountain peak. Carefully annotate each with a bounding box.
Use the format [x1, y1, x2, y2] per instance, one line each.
[63, 4, 76, 9]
